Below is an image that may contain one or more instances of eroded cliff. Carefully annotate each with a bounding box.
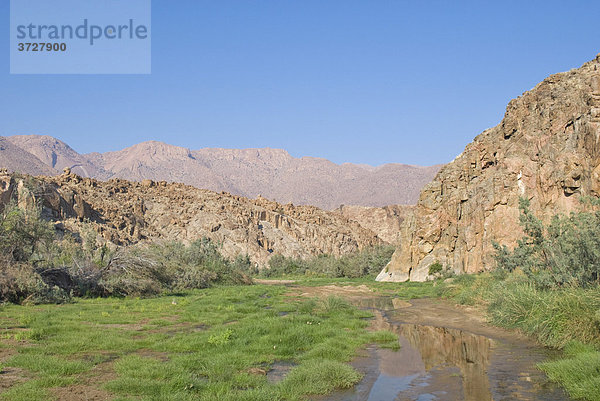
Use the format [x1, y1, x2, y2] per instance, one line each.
[379, 54, 600, 281]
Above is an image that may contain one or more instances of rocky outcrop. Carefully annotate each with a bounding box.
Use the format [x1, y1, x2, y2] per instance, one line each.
[0, 170, 383, 266]
[378, 54, 600, 282]
[0, 170, 15, 210]
[336, 204, 414, 244]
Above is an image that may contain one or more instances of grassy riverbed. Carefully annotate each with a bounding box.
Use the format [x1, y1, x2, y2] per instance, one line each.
[447, 274, 600, 401]
[0, 285, 398, 401]
[2, 275, 599, 400]
[265, 274, 600, 401]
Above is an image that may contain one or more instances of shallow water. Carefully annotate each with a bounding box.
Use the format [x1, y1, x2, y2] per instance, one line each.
[321, 298, 569, 401]
[267, 361, 296, 383]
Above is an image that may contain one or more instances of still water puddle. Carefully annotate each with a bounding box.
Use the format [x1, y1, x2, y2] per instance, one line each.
[267, 361, 296, 383]
[320, 298, 569, 401]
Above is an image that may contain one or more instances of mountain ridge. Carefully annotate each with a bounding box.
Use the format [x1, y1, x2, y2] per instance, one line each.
[1, 135, 441, 209]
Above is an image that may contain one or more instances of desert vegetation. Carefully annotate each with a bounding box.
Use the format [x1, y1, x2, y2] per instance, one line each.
[261, 245, 395, 279]
[439, 198, 600, 400]
[0, 202, 401, 399]
[0, 202, 254, 305]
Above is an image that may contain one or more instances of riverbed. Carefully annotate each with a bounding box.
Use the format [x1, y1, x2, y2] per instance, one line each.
[319, 296, 570, 401]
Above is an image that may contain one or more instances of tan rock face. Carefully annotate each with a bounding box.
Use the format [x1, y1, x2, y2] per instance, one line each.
[378, 54, 600, 282]
[335, 204, 414, 244]
[0, 170, 382, 266]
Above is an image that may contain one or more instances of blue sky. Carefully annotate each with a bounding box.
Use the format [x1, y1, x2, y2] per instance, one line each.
[2, 0, 600, 166]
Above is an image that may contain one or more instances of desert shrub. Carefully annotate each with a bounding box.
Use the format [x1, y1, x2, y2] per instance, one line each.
[0, 198, 252, 302]
[262, 245, 395, 278]
[173, 266, 218, 290]
[0, 204, 76, 303]
[101, 274, 162, 297]
[428, 261, 443, 276]
[0, 203, 54, 263]
[494, 197, 600, 288]
[67, 262, 105, 296]
[101, 246, 177, 296]
[0, 261, 70, 304]
[265, 254, 309, 277]
[232, 254, 259, 276]
[101, 239, 252, 296]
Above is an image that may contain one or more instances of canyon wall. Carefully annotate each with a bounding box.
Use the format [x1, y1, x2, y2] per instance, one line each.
[379, 54, 600, 281]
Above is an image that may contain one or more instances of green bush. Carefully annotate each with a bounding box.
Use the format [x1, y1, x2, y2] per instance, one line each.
[0, 203, 54, 263]
[263, 245, 395, 278]
[0, 199, 253, 302]
[428, 261, 443, 276]
[101, 239, 253, 297]
[494, 197, 600, 288]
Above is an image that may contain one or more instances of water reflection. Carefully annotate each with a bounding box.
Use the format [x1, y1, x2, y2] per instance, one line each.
[321, 302, 568, 401]
[395, 323, 493, 401]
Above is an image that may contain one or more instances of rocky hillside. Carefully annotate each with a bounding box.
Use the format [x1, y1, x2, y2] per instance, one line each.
[378, 54, 600, 282]
[335, 204, 414, 244]
[0, 137, 57, 176]
[0, 169, 382, 266]
[2, 135, 440, 209]
[6, 135, 108, 179]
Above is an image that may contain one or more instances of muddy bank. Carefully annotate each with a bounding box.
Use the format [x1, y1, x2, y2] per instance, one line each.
[320, 297, 570, 401]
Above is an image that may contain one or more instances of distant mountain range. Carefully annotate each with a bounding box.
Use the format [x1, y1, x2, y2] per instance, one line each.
[0, 135, 440, 209]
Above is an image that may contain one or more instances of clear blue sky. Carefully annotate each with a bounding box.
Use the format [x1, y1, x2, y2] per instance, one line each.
[2, 0, 599, 166]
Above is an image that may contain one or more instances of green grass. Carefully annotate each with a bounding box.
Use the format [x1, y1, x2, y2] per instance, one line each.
[0, 285, 399, 401]
[448, 273, 600, 348]
[540, 342, 600, 401]
[446, 272, 600, 400]
[263, 275, 450, 298]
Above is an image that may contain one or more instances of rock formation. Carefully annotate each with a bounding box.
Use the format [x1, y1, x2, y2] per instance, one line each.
[335, 204, 414, 244]
[2, 136, 440, 209]
[378, 54, 600, 282]
[0, 170, 383, 266]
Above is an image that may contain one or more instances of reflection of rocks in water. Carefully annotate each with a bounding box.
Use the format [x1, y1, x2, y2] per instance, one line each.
[321, 300, 569, 401]
[353, 297, 411, 311]
[363, 309, 493, 400]
[396, 323, 493, 401]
